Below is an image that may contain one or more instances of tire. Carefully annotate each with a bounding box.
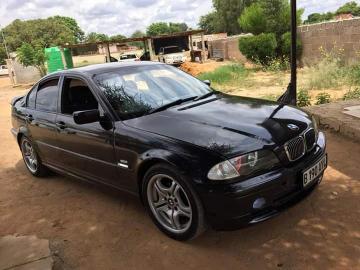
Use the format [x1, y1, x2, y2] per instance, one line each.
[20, 136, 49, 177]
[142, 163, 206, 241]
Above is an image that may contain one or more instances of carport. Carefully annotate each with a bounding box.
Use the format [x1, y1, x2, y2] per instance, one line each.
[61, 29, 206, 65]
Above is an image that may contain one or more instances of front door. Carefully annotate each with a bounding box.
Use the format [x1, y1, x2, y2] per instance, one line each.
[25, 77, 61, 166]
[55, 76, 120, 187]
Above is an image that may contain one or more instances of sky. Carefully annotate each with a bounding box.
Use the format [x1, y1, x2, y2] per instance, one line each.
[0, 0, 359, 36]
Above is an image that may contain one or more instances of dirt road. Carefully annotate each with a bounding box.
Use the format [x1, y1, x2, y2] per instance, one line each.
[0, 87, 359, 270]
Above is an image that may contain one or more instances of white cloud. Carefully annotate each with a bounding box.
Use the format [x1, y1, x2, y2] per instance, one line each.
[0, 0, 358, 36]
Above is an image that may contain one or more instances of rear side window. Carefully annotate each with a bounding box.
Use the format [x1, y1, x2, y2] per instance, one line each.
[36, 79, 59, 112]
[27, 86, 37, 109]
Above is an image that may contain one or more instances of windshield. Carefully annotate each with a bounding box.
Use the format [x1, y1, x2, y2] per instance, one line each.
[164, 47, 182, 54]
[120, 54, 137, 60]
[94, 65, 211, 119]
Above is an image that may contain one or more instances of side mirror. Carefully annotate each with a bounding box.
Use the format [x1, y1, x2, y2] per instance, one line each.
[203, 80, 211, 86]
[73, 109, 100, 125]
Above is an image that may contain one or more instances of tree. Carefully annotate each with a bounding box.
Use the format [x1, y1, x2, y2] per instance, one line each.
[213, 0, 256, 34]
[199, 12, 222, 34]
[51, 16, 85, 43]
[85, 32, 109, 43]
[3, 17, 83, 51]
[146, 22, 170, 36]
[130, 30, 146, 49]
[0, 46, 7, 65]
[16, 43, 47, 76]
[169, 22, 188, 33]
[238, 3, 267, 35]
[336, 1, 360, 16]
[238, 0, 304, 65]
[109, 34, 127, 42]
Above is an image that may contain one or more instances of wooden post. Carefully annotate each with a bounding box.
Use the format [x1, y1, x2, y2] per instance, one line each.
[201, 33, 206, 62]
[104, 43, 111, 63]
[189, 35, 194, 62]
[147, 38, 155, 61]
[60, 47, 67, 69]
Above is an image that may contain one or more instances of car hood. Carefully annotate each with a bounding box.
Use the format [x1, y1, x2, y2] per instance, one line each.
[124, 94, 312, 158]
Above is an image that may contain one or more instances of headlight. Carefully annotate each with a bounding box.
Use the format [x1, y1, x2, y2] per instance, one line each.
[207, 150, 279, 181]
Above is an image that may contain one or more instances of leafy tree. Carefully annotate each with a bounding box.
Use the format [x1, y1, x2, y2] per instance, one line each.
[146, 22, 170, 36]
[130, 30, 146, 49]
[199, 11, 222, 34]
[169, 22, 188, 33]
[0, 46, 7, 65]
[3, 17, 83, 51]
[109, 34, 127, 42]
[336, 1, 360, 16]
[213, 0, 256, 34]
[304, 12, 335, 24]
[238, 3, 267, 35]
[16, 43, 47, 76]
[51, 16, 85, 43]
[85, 32, 109, 43]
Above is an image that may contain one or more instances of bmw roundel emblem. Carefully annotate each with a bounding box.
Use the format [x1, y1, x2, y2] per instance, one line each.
[287, 124, 299, 131]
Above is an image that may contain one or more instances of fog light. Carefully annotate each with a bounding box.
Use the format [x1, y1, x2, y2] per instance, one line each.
[253, 198, 266, 209]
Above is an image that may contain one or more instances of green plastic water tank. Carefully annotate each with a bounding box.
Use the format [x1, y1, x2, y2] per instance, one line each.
[45, 47, 74, 73]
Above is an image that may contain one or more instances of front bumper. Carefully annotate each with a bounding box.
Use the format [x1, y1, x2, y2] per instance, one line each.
[197, 132, 327, 230]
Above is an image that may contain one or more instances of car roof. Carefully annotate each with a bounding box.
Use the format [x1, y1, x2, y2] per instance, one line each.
[46, 61, 163, 78]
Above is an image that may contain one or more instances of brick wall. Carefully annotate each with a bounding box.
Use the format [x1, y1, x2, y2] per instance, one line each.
[208, 34, 250, 61]
[299, 18, 360, 65]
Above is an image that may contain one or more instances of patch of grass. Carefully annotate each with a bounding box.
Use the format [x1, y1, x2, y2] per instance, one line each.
[343, 88, 360, 100]
[297, 89, 311, 107]
[315, 92, 331, 105]
[197, 64, 249, 85]
[260, 93, 280, 101]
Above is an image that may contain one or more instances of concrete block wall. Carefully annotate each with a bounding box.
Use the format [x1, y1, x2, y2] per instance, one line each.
[299, 18, 360, 65]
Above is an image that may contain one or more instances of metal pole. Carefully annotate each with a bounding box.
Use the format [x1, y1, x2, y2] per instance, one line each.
[0, 25, 10, 59]
[277, 0, 297, 106]
[290, 0, 297, 105]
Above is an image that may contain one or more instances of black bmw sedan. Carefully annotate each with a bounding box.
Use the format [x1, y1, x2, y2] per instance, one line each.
[11, 62, 327, 240]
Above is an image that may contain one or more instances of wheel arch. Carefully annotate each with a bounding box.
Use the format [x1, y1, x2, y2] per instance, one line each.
[136, 150, 187, 200]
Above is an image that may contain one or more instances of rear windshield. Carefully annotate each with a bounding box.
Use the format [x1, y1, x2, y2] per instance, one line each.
[164, 47, 182, 54]
[120, 54, 137, 60]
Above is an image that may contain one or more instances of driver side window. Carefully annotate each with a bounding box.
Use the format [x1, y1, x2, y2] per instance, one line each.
[61, 78, 99, 115]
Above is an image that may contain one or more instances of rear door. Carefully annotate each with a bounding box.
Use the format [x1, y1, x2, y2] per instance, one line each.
[55, 76, 120, 187]
[25, 77, 61, 166]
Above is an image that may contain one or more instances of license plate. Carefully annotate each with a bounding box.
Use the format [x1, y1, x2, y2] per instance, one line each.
[303, 155, 327, 187]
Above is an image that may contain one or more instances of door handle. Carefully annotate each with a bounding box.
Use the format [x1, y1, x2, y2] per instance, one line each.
[56, 121, 67, 129]
[25, 114, 33, 122]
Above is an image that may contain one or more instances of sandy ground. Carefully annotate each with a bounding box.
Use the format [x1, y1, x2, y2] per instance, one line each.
[0, 86, 360, 270]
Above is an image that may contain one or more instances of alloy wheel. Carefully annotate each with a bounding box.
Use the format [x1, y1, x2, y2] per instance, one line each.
[147, 174, 192, 233]
[21, 139, 38, 173]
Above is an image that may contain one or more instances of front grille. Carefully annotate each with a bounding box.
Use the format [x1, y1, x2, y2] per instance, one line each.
[304, 128, 316, 150]
[284, 136, 306, 161]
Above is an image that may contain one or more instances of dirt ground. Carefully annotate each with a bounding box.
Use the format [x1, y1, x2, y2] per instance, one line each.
[0, 86, 360, 270]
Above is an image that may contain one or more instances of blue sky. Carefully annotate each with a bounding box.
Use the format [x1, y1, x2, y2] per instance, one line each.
[0, 0, 359, 36]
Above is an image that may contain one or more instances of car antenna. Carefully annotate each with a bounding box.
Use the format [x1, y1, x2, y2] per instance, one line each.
[278, 0, 297, 106]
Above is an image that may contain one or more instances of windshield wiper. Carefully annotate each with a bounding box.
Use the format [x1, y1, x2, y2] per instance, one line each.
[194, 91, 217, 101]
[148, 96, 197, 114]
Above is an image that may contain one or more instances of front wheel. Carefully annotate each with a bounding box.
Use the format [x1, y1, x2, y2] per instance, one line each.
[142, 164, 206, 241]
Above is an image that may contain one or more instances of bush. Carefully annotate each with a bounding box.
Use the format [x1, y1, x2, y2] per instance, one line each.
[315, 92, 331, 105]
[297, 89, 311, 107]
[265, 57, 290, 72]
[197, 64, 248, 85]
[239, 33, 277, 66]
[307, 47, 346, 90]
[343, 88, 360, 100]
[279, 32, 303, 59]
[347, 64, 360, 86]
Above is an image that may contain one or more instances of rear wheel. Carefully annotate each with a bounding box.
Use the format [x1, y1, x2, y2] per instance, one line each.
[20, 136, 49, 177]
[142, 164, 206, 241]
